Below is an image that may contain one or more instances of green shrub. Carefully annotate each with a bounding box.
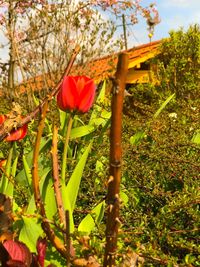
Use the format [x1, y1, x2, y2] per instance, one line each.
[156, 24, 200, 99]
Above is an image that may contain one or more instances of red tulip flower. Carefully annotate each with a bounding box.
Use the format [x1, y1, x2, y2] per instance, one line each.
[57, 76, 96, 113]
[0, 115, 27, 142]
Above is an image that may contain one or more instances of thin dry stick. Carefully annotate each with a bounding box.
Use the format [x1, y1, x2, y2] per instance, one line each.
[103, 53, 129, 267]
[52, 124, 66, 230]
[32, 101, 67, 258]
[0, 45, 80, 142]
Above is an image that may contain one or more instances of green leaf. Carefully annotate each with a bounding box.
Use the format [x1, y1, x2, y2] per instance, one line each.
[16, 137, 52, 186]
[62, 143, 92, 232]
[191, 130, 200, 144]
[5, 145, 13, 178]
[89, 80, 107, 123]
[78, 201, 105, 234]
[101, 109, 111, 119]
[5, 154, 19, 197]
[70, 125, 95, 139]
[130, 131, 145, 145]
[15, 169, 28, 186]
[46, 246, 66, 267]
[96, 118, 111, 144]
[89, 117, 105, 127]
[64, 143, 92, 211]
[120, 191, 129, 206]
[61, 190, 74, 233]
[0, 145, 14, 193]
[42, 173, 57, 220]
[97, 80, 106, 104]
[59, 110, 67, 132]
[33, 94, 40, 106]
[26, 168, 51, 214]
[11, 154, 19, 177]
[26, 195, 36, 215]
[154, 93, 175, 118]
[19, 216, 43, 253]
[22, 155, 32, 193]
[95, 160, 104, 172]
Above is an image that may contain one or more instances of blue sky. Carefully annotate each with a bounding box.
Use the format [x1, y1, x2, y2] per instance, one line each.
[122, 0, 200, 48]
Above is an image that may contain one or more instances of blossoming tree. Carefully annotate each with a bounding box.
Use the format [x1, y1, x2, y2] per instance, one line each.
[0, 0, 159, 101]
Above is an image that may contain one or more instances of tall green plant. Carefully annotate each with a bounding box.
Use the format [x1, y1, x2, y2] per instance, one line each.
[0, 80, 110, 266]
[156, 24, 200, 99]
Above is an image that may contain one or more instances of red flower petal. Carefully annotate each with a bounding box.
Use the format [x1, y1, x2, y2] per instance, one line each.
[57, 76, 78, 111]
[57, 75, 96, 113]
[5, 124, 27, 142]
[78, 79, 96, 112]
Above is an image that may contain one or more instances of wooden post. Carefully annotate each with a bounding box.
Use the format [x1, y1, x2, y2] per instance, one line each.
[103, 53, 128, 267]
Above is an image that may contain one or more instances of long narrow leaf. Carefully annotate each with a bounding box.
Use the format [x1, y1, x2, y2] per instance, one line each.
[0, 145, 13, 193]
[23, 155, 32, 194]
[154, 93, 175, 118]
[89, 80, 106, 123]
[70, 126, 95, 139]
[42, 173, 57, 220]
[59, 109, 67, 133]
[11, 154, 19, 177]
[97, 80, 106, 104]
[5, 154, 19, 197]
[26, 167, 51, 214]
[62, 142, 92, 212]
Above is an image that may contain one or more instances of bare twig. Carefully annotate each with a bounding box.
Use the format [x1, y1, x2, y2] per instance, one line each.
[103, 53, 128, 267]
[52, 124, 66, 232]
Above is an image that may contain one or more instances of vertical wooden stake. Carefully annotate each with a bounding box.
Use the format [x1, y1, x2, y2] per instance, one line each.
[103, 53, 129, 267]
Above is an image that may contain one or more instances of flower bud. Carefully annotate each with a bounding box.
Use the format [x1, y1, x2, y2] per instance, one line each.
[57, 76, 96, 113]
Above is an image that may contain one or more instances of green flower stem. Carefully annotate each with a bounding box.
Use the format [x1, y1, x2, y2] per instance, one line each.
[61, 114, 73, 181]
